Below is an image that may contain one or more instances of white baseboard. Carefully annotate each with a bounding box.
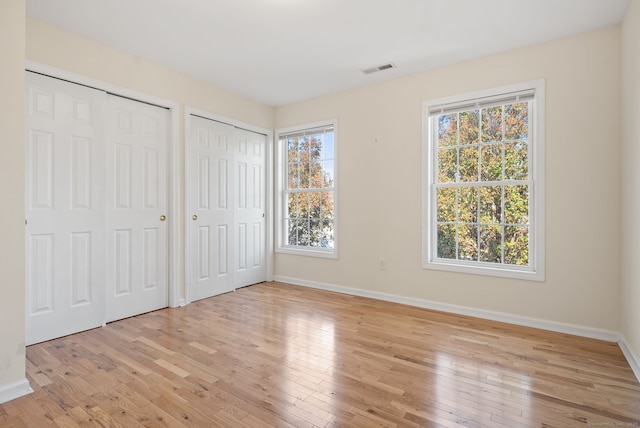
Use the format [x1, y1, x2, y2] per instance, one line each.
[272, 276, 622, 343]
[0, 379, 32, 405]
[618, 338, 640, 382]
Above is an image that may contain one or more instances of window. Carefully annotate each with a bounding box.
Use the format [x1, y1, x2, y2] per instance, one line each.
[422, 81, 545, 280]
[276, 120, 337, 258]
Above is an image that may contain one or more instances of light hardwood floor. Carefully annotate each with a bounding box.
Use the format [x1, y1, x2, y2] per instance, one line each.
[2, 282, 639, 427]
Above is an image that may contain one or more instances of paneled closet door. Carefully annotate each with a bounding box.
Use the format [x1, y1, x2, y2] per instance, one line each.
[105, 95, 169, 322]
[187, 115, 267, 301]
[234, 128, 267, 288]
[188, 116, 236, 301]
[25, 72, 107, 345]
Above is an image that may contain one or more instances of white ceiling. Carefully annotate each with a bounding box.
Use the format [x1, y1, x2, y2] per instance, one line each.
[26, 0, 630, 106]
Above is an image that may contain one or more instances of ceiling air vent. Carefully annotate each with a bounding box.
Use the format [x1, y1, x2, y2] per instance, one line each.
[362, 63, 396, 75]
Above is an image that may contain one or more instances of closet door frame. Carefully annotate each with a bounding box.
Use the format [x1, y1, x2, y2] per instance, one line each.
[26, 61, 182, 309]
[184, 106, 274, 305]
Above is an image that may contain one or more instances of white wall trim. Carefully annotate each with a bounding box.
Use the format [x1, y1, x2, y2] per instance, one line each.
[273, 276, 622, 342]
[618, 338, 640, 383]
[25, 61, 182, 309]
[266, 123, 275, 283]
[167, 104, 181, 308]
[0, 379, 32, 405]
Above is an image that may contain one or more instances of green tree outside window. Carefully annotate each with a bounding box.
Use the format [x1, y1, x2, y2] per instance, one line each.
[434, 102, 530, 266]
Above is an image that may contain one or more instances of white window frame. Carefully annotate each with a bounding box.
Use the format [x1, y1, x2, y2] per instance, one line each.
[276, 119, 338, 259]
[422, 80, 545, 281]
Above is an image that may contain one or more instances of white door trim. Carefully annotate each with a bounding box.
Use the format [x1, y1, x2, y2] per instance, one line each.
[26, 61, 181, 309]
[184, 106, 274, 305]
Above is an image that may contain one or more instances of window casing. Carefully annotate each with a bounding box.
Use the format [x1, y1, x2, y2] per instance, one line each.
[422, 81, 545, 281]
[276, 120, 337, 258]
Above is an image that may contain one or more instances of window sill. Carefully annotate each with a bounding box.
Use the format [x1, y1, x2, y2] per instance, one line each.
[423, 258, 544, 282]
[277, 246, 338, 259]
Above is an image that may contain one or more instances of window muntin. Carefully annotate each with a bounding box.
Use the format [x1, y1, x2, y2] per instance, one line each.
[424, 82, 544, 280]
[277, 122, 337, 257]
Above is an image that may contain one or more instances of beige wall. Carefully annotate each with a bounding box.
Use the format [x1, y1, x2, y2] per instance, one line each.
[0, 0, 27, 396]
[275, 27, 622, 332]
[621, 1, 640, 362]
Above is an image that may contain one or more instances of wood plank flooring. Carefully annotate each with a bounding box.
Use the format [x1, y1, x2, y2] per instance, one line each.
[2, 281, 639, 427]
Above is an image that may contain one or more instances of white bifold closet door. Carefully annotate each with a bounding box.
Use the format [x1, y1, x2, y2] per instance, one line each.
[105, 95, 168, 322]
[25, 72, 107, 345]
[25, 72, 169, 345]
[188, 115, 266, 302]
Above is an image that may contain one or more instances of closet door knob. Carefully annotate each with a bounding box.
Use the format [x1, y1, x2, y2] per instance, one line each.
[192, 215, 198, 221]
[160, 215, 166, 221]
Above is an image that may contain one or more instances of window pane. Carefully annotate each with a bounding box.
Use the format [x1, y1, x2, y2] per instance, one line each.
[482, 106, 502, 142]
[504, 226, 529, 265]
[458, 187, 478, 223]
[322, 160, 334, 188]
[458, 224, 478, 261]
[459, 146, 479, 182]
[287, 189, 333, 247]
[504, 102, 528, 140]
[309, 135, 322, 162]
[299, 136, 310, 160]
[438, 148, 457, 183]
[437, 188, 456, 222]
[479, 225, 501, 263]
[459, 110, 479, 145]
[480, 144, 502, 181]
[504, 142, 528, 180]
[438, 114, 457, 147]
[504, 185, 529, 225]
[308, 191, 321, 218]
[287, 219, 299, 245]
[310, 219, 321, 247]
[287, 138, 299, 162]
[287, 193, 298, 218]
[310, 161, 322, 188]
[479, 186, 502, 224]
[322, 220, 334, 248]
[287, 193, 301, 218]
[299, 162, 310, 188]
[321, 134, 334, 160]
[320, 192, 334, 219]
[288, 163, 300, 189]
[298, 219, 311, 246]
[298, 192, 311, 218]
[437, 224, 456, 259]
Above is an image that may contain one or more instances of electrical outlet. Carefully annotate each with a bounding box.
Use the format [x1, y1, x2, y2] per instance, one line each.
[379, 258, 386, 270]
